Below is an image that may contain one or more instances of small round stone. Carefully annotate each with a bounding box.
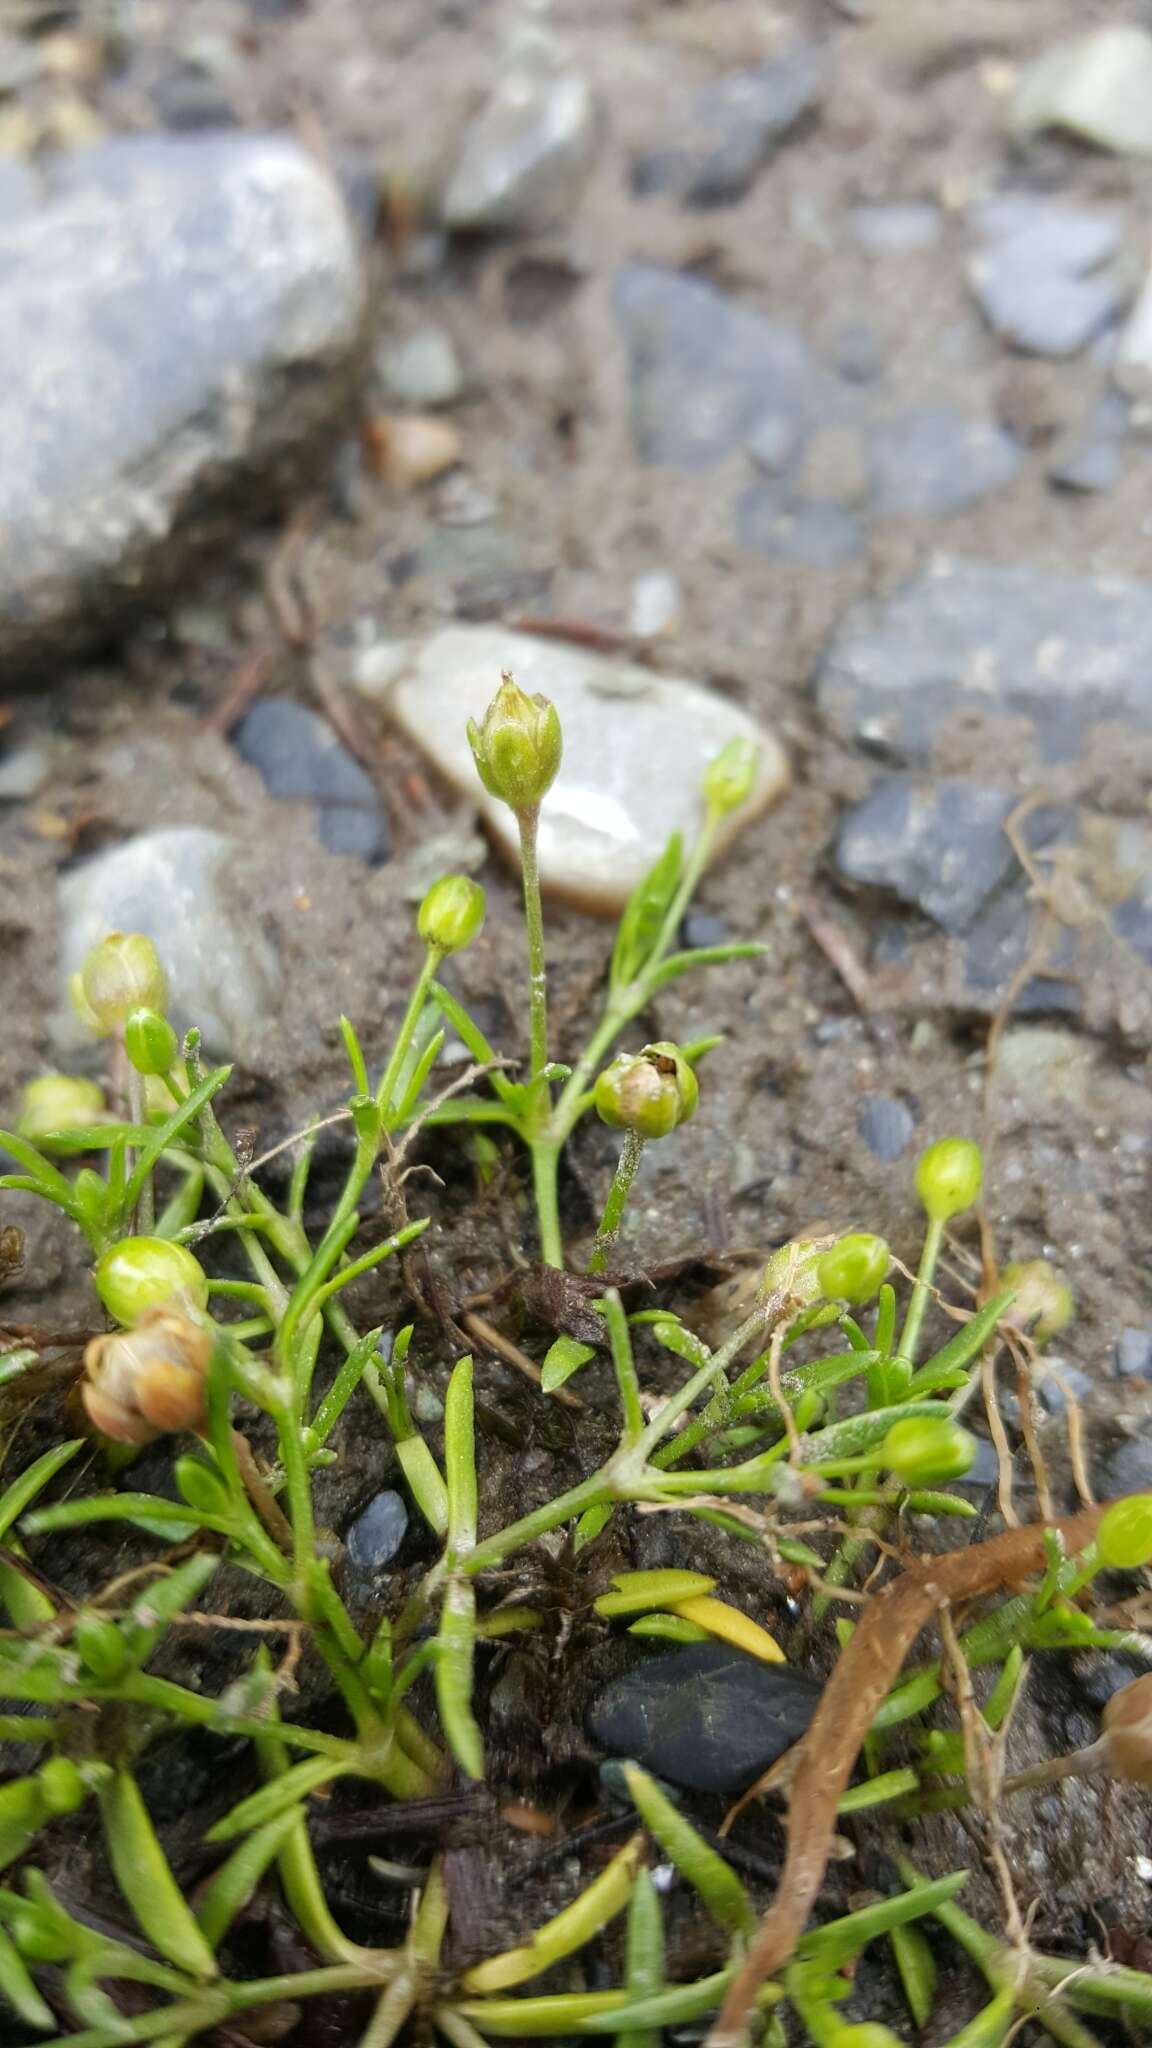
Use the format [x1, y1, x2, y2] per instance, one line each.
[345, 1490, 409, 1574]
[856, 1093, 915, 1162]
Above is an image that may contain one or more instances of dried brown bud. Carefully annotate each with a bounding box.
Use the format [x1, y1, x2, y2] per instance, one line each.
[1103, 1674, 1152, 1790]
[83, 1308, 213, 1445]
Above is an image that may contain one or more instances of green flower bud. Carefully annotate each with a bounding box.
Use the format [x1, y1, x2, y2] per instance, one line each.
[94, 1237, 209, 1327]
[466, 670, 562, 812]
[816, 1233, 891, 1306]
[1001, 1259, 1073, 1345]
[123, 1006, 179, 1078]
[593, 1041, 699, 1139]
[1097, 1496, 1152, 1571]
[36, 1758, 86, 1817]
[882, 1416, 976, 1483]
[914, 1137, 983, 1223]
[74, 932, 167, 1035]
[760, 1237, 830, 1307]
[417, 874, 486, 955]
[703, 737, 759, 821]
[17, 1074, 106, 1144]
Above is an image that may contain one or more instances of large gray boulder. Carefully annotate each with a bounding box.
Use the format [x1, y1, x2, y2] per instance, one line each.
[0, 132, 366, 674]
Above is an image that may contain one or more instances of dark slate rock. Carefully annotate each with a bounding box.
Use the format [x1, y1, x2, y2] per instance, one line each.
[968, 199, 1126, 358]
[632, 45, 826, 207]
[867, 408, 1023, 518]
[736, 487, 863, 567]
[1115, 1328, 1152, 1379]
[587, 1641, 821, 1795]
[345, 1490, 409, 1575]
[834, 777, 1017, 933]
[614, 265, 836, 470]
[814, 558, 1152, 764]
[961, 877, 1080, 1016]
[234, 698, 389, 865]
[0, 133, 365, 674]
[856, 1093, 915, 1162]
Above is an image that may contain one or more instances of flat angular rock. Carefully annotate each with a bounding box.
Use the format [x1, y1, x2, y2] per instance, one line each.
[587, 1641, 821, 1795]
[1012, 27, 1152, 158]
[968, 198, 1126, 359]
[0, 132, 366, 673]
[614, 264, 835, 469]
[632, 44, 826, 207]
[54, 828, 282, 1062]
[834, 777, 1016, 933]
[866, 408, 1022, 518]
[368, 625, 788, 911]
[815, 558, 1152, 763]
[442, 68, 597, 231]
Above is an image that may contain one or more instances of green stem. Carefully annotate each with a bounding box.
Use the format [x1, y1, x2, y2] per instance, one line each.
[602, 1289, 643, 1444]
[518, 805, 549, 1104]
[464, 1472, 611, 1577]
[531, 1138, 563, 1269]
[589, 1130, 645, 1274]
[376, 949, 439, 1122]
[126, 1066, 153, 1233]
[896, 1215, 944, 1367]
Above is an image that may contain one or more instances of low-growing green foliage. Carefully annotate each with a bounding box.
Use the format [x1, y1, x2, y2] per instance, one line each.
[0, 673, 1149, 2044]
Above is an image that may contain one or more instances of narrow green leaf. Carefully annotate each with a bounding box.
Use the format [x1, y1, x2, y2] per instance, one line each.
[429, 985, 521, 1110]
[0, 1441, 84, 1544]
[98, 1772, 217, 1978]
[623, 1765, 752, 1936]
[908, 1288, 1015, 1392]
[796, 1870, 968, 1968]
[120, 1066, 233, 1218]
[0, 1916, 54, 2028]
[24, 1494, 227, 1540]
[340, 1016, 370, 1096]
[206, 1757, 352, 1843]
[610, 833, 683, 992]
[891, 1919, 937, 2029]
[541, 1335, 597, 1393]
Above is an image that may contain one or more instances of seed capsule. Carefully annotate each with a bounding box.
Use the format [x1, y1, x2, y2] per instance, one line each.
[83, 1309, 213, 1444]
[914, 1137, 983, 1223]
[417, 874, 486, 955]
[593, 1042, 699, 1139]
[1103, 1674, 1152, 1790]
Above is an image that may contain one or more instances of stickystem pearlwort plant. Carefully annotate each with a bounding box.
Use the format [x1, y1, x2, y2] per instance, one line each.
[0, 670, 1150, 2046]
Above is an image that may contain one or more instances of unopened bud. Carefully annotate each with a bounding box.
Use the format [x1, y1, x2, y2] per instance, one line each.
[914, 1137, 983, 1223]
[83, 1307, 213, 1444]
[466, 671, 562, 813]
[1103, 1674, 1152, 1790]
[123, 1007, 178, 1078]
[18, 1075, 106, 1145]
[760, 1237, 833, 1307]
[882, 1416, 976, 1484]
[702, 737, 758, 821]
[417, 874, 486, 955]
[593, 1041, 699, 1139]
[1097, 1494, 1152, 1571]
[94, 1236, 208, 1328]
[817, 1233, 891, 1306]
[73, 933, 167, 1035]
[1001, 1258, 1073, 1345]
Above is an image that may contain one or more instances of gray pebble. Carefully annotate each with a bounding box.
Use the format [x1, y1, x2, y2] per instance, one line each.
[867, 408, 1023, 518]
[1114, 1328, 1152, 1379]
[850, 202, 941, 253]
[1035, 1363, 1093, 1413]
[1100, 1436, 1152, 1497]
[378, 325, 464, 409]
[632, 44, 826, 208]
[442, 67, 597, 232]
[345, 1490, 409, 1575]
[735, 487, 863, 567]
[681, 910, 730, 950]
[615, 265, 835, 470]
[856, 1093, 915, 1161]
